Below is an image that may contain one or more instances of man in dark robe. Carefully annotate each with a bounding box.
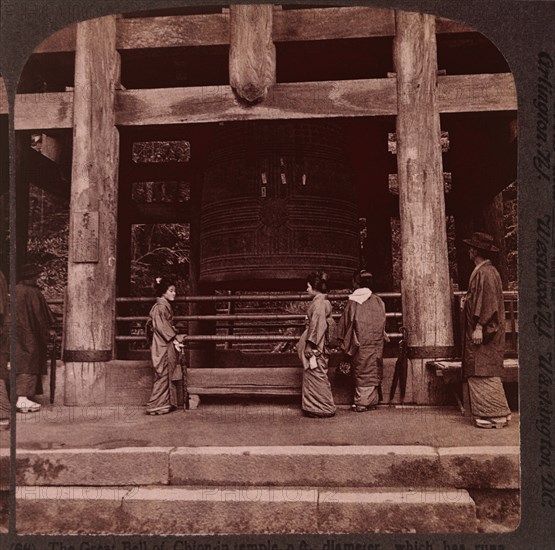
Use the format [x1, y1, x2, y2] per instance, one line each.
[15, 264, 54, 413]
[462, 232, 511, 428]
[0, 270, 10, 428]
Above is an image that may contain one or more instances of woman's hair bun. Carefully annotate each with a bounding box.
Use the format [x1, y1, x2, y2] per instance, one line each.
[307, 271, 330, 293]
[353, 269, 373, 288]
[154, 276, 176, 297]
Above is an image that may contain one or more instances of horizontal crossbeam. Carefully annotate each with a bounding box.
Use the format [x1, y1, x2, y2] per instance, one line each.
[32, 9, 474, 54]
[9, 73, 516, 129]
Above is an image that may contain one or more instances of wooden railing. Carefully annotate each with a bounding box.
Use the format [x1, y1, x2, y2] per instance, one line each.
[46, 291, 518, 360]
[115, 292, 404, 359]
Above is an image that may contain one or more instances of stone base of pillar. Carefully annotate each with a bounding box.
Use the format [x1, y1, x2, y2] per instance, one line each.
[64, 362, 108, 406]
[409, 358, 452, 405]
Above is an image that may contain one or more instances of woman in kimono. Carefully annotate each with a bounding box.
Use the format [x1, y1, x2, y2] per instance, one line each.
[337, 270, 388, 412]
[297, 271, 336, 418]
[146, 277, 185, 415]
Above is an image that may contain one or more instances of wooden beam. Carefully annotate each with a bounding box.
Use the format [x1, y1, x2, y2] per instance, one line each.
[229, 5, 275, 103]
[30, 9, 476, 54]
[0, 76, 7, 114]
[117, 13, 229, 49]
[64, 15, 120, 405]
[393, 12, 454, 389]
[435, 17, 474, 34]
[438, 73, 517, 113]
[188, 367, 303, 392]
[115, 79, 397, 126]
[14, 92, 73, 129]
[13, 73, 516, 130]
[273, 7, 395, 41]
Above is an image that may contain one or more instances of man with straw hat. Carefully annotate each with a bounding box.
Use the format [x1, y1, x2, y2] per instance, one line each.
[462, 232, 511, 428]
[15, 263, 54, 413]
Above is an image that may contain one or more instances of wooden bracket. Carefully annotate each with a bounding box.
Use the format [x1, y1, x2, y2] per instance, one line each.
[388, 131, 450, 154]
[388, 172, 452, 194]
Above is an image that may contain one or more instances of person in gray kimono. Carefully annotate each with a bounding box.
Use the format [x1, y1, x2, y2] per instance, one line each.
[297, 271, 336, 418]
[462, 232, 511, 429]
[146, 277, 185, 415]
[337, 270, 388, 412]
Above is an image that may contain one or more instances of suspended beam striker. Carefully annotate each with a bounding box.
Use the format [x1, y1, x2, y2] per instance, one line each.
[64, 15, 120, 405]
[393, 11, 455, 403]
[229, 4, 276, 103]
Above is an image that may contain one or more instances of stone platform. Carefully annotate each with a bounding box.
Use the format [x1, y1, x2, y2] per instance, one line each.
[0, 403, 520, 535]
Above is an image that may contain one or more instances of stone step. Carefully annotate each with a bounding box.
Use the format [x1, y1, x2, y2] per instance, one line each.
[2, 445, 520, 489]
[16, 485, 477, 534]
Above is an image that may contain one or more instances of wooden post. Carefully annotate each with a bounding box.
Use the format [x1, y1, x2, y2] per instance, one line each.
[15, 133, 30, 269]
[394, 11, 454, 403]
[0, 193, 6, 273]
[474, 192, 508, 287]
[116, 137, 133, 298]
[187, 170, 202, 371]
[115, 138, 133, 359]
[0, 113, 7, 273]
[64, 16, 120, 405]
[229, 4, 276, 103]
[365, 121, 394, 291]
[450, 119, 513, 289]
[187, 170, 216, 368]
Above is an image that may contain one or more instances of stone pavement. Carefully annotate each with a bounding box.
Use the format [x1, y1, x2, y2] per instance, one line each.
[4, 402, 519, 449]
